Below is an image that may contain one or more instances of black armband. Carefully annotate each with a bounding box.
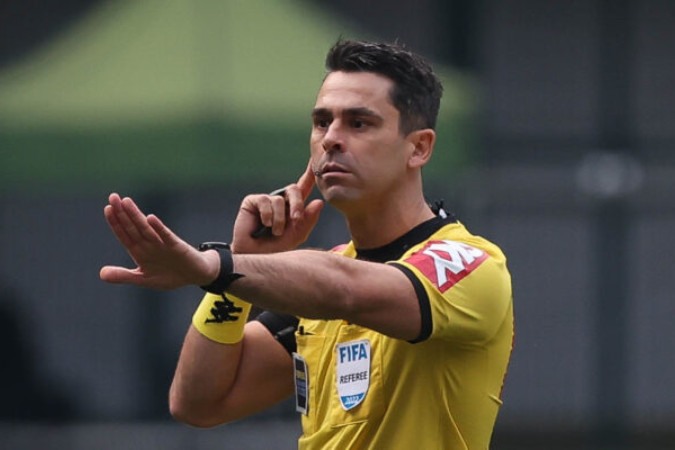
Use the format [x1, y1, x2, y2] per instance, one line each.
[255, 311, 299, 355]
[197, 242, 244, 294]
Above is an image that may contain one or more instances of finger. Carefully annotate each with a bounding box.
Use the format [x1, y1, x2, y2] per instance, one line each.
[108, 192, 125, 215]
[289, 198, 323, 243]
[269, 195, 288, 236]
[256, 195, 275, 229]
[302, 199, 324, 231]
[254, 194, 287, 231]
[287, 161, 317, 220]
[147, 214, 181, 246]
[108, 196, 146, 244]
[106, 193, 125, 226]
[108, 192, 122, 206]
[296, 160, 316, 200]
[104, 204, 135, 249]
[286, 185, 304, 221]
[121, 197, 162, 243]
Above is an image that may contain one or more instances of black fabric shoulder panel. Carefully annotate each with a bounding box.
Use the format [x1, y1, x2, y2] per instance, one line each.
[254, 311, 299, 355]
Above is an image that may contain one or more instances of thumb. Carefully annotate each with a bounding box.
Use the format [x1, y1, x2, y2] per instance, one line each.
[100, 265, 142, 285]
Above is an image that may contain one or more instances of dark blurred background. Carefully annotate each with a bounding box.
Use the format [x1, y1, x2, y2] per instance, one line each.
[1, 0, 674, 449]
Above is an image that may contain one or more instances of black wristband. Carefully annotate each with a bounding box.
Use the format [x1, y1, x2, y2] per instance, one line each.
[197, 242, 244, 294]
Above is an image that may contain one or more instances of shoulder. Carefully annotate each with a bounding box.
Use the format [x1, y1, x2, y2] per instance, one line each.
[391, 224, 512, 343]
[396, 223, 508, 289]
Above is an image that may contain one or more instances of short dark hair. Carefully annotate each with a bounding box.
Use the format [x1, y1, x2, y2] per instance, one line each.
[325, 39, 443, 134]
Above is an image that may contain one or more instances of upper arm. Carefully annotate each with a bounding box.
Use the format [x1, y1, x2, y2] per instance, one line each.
[348, 240, 512, 345]
[393, 242, 512, 344]
[341, 261, 423, 341]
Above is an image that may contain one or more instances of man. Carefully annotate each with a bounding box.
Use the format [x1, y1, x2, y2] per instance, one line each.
[101, 40, 513, 449]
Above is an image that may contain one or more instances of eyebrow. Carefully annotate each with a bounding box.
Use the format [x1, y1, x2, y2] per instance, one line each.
[311, 107, 383, 121]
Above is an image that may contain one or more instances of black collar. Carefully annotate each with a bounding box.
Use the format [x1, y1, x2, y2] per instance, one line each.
[355, 214, 457, 263]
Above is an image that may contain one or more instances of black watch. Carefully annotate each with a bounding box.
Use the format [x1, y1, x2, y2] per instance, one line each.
[197, 242, 244, 294]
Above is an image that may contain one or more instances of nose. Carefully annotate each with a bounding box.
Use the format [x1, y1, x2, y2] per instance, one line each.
[322, 121, 344, 153]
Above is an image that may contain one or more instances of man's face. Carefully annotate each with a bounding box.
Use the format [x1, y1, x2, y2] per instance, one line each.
[310, 71, 412, 210]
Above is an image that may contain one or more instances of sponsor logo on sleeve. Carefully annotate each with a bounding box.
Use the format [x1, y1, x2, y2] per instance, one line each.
[404, 240, 488, 292]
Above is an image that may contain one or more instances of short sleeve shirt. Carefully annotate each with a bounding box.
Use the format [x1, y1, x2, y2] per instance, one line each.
[261, 216, 513, 450]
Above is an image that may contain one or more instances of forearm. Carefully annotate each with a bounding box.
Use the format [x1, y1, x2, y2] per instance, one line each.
[170, 319, 295, 427]
[227, 249, 422, 340]
[169, 326, 243, 427]
[229, 250, 382, 321]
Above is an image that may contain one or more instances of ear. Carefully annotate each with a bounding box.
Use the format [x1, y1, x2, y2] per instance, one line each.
[406, 129, 436, 169]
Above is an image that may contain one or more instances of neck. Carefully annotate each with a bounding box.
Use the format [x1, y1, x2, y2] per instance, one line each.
[343, 196, 435, 249]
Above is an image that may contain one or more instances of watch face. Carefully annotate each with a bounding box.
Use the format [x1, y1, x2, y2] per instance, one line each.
[198, 242, 231, 251]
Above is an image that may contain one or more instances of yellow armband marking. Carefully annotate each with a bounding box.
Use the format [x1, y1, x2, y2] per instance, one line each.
[192, 292, 252, 344]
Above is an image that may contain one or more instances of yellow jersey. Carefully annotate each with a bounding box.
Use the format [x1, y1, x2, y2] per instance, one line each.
[293, 217, 513, 450]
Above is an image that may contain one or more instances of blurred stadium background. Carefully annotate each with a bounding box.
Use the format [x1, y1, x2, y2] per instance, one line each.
[1, 0, 674, 448]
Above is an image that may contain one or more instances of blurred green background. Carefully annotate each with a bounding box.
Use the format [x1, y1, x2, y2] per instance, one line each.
[0, 0, 474, 193]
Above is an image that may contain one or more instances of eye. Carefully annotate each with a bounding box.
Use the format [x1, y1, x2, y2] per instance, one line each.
[314, 117, 330, 129]
[351, 119, 368, 129]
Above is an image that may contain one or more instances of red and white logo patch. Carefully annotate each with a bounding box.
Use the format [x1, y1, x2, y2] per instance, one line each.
[405, 240, 488, 292]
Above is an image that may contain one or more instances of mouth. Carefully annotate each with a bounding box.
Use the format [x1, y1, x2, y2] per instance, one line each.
[317, 163, 349, 176]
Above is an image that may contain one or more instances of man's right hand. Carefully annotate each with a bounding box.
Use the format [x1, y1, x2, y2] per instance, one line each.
[100, 193, 220, 290]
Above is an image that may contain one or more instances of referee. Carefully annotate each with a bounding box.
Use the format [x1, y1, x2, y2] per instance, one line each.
[101, 39, 514, 450]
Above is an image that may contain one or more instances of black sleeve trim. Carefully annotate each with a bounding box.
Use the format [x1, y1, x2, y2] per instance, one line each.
[254, 311, 299, 355]
[390, 263, 433, 343]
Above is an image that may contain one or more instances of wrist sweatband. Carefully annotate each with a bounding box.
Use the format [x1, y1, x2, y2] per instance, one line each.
[197, 242, 244, 294]
[192, 292, 252, 344]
